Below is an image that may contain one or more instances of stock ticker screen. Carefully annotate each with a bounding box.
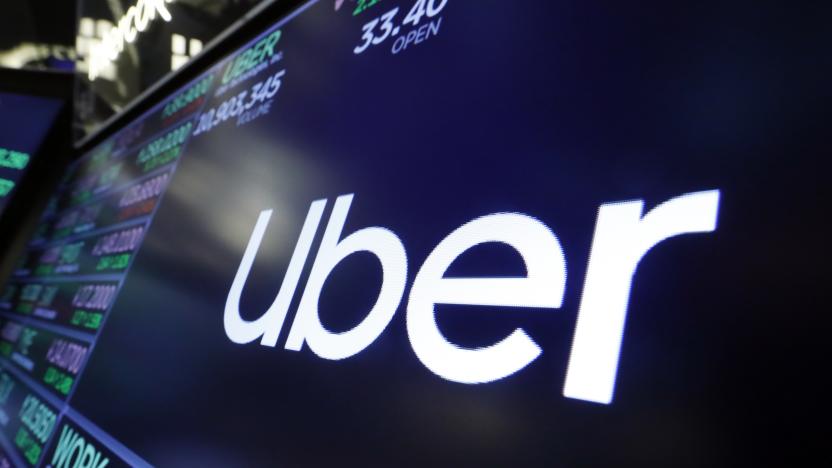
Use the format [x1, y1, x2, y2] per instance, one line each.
[0, 0, 822, 466]
[0, 93, 64, 218]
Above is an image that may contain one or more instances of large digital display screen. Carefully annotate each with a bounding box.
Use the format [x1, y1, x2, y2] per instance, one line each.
[0, 93, 64, 218]
[0, 0, 822, 466]
[0, 65, 216, 466]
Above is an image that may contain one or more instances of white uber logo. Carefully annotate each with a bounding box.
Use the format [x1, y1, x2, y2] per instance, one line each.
[225, 190, 720, 404]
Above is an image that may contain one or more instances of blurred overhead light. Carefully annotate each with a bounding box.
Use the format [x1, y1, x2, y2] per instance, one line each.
[171, 34, 202, 71]
[0, 43, 76, 69]
[88, 0, 175, 80]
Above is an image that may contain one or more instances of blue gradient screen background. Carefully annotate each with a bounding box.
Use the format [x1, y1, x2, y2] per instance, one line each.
[67, 0, 825, 466]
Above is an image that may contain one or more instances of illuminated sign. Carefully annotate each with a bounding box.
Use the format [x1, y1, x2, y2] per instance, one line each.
[225, 189, 721, 405]
[88, 0, 175, 80]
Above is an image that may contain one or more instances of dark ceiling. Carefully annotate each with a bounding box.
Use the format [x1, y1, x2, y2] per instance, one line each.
[0, 0, 77, 50]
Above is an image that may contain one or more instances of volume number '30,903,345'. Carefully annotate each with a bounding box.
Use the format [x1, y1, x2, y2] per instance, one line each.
[193, 70, 286, 136]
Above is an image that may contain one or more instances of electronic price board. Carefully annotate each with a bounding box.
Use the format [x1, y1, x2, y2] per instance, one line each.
[0, 64, 217, 466]
[0, 0, 824, 466]
[0, 93, 64, 219]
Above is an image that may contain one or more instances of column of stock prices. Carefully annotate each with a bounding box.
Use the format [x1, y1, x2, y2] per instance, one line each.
[0, 72, 217, 467]
[0, 1, 448, 465]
